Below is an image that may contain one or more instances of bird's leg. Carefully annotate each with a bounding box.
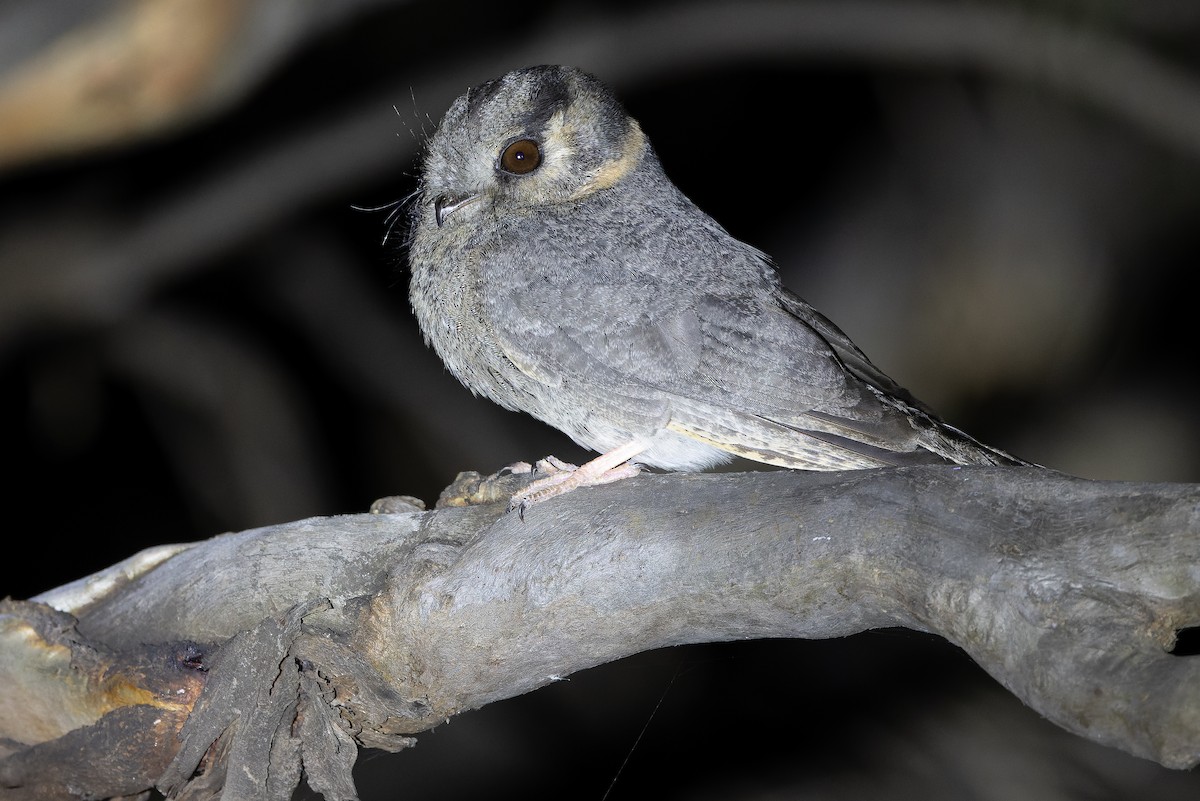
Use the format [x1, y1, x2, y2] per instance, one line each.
[510, 441, 647, 519]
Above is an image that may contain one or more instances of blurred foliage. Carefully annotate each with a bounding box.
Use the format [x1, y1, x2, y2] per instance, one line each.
[1, 1, 1198, 798]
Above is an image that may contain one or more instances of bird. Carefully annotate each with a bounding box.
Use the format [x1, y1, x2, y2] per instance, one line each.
[406, 65, 1029, 512]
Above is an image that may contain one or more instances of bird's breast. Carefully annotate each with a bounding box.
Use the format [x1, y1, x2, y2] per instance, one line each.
[409, 221, 521, 406]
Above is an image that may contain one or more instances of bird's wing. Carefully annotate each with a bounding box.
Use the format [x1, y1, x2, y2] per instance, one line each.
[482, 241, 940, 468]
[657, 288, 951, 469]
[485, 275, 703, 390]
[661, 277, 1026, 469]
[774, 288, 940, 418]
[481, 235, 1016, 469]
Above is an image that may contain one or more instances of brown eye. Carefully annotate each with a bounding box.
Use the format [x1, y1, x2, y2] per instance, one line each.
[500, 138, 541, 175]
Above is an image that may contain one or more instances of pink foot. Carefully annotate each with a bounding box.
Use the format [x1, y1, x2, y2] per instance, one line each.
[509, 442, 647, 519]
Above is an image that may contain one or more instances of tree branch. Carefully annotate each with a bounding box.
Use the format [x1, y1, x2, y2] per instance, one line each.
[1, 467, 1197, 799]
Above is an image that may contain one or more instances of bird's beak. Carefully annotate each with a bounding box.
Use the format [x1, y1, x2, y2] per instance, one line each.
[434, 192, 480, 227]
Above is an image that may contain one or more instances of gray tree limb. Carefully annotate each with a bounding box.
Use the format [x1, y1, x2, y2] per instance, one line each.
[1, 466, 1197, 799]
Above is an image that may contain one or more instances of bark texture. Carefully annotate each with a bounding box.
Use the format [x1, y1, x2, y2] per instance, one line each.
[1, 466, 1196, 799]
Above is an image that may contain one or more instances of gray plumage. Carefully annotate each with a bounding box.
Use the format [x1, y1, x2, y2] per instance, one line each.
[408, 65, 1026, 474]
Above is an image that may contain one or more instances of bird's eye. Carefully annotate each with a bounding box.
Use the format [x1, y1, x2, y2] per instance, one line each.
[500, 138, 542, 175]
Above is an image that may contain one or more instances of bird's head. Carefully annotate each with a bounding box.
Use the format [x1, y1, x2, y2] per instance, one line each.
[415, 65, 648, 230]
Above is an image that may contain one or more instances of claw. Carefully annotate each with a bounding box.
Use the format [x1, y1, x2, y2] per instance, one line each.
[506, 442, 648, 520]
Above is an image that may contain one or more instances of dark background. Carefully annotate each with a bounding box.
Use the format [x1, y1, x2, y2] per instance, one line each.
[2, 1, 1198, 798]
